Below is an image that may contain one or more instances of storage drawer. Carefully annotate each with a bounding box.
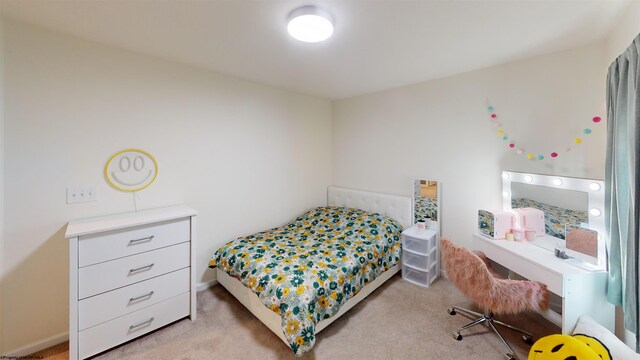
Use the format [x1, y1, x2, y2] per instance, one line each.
[78, 242, 190, 299]
[402, 249, 429, 270]
[78, 268, 190, 330]
[429, 248, 438, 265]
[79, 218, 190, 267]
[402, 233, 436, 255]
[78, 292, 190, 359]
[402, 263, 438, 287]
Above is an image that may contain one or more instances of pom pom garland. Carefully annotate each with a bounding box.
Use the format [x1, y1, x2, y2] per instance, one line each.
[485, 102, 602, 161]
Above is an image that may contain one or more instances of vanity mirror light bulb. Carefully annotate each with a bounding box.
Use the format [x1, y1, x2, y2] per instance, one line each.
[589, 208, 602, 217]
[502, 173, 510, 180]
[524, 175, 533, 183]
[553, 178, 563, 186]
[589, 183, 601, 191]
[502, 191, 510, 198]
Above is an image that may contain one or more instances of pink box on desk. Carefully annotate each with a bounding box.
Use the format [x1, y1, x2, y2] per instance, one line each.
[478, 210, 514, 239]
[512, 208, 545, 237]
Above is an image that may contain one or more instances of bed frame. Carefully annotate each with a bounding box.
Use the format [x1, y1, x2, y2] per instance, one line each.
[216, 186, 412, 346]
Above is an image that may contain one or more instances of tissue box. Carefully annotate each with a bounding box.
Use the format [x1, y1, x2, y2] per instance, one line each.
[478, 210, 514, 239]
[512, 208, 545, 237]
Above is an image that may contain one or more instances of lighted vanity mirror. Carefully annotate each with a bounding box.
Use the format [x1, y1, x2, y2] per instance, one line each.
[502, 171, 605, 270]
[413, 179, 440, 231]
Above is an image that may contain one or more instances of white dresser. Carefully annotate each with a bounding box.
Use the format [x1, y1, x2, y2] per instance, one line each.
[401, 225, 439, 287]
[65, 205, 197, 360]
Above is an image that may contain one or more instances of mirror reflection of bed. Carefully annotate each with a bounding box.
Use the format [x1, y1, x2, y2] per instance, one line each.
[511, 183, 587, 238]
[414, 179, 438, 225]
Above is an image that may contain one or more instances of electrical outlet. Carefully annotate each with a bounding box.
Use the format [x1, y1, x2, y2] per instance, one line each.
[67, 186, 98, 204]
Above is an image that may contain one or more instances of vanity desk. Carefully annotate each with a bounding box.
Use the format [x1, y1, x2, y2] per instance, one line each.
[473, 233, 614, 334]
[476, 170, 616, 334]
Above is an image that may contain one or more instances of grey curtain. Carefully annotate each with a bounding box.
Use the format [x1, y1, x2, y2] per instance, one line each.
[606, 32, 640, 350]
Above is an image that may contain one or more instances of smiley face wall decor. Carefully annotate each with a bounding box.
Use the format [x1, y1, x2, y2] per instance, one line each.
[105, 149, 158, 192]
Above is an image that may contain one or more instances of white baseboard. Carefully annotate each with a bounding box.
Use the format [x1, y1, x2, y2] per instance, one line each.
[440, 268, 448, 279]
[196, 279, 218, 292]
[5, 331, 68, 357]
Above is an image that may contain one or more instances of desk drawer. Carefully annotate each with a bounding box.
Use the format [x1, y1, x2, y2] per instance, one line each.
[78, 268, 190, 330]
[78, 218, 190, 267]
[78, 292, 190, 359]
[473, 235, 563, 295]
[78, 242, 190, 299]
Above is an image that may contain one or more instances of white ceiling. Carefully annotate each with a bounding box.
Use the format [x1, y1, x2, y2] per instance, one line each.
[0, 0, 631, 99]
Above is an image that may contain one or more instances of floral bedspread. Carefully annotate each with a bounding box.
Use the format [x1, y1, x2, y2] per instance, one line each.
[209, 206, 402, 355]
[512, 198, 588, 239]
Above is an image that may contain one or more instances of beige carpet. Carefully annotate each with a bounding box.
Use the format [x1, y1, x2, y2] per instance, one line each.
[33, 274, 558, 359]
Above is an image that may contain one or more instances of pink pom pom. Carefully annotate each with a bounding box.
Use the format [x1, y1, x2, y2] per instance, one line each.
[491, 114, 497, 118]
[551, 152, 558, 158]
[509, 143, 515, 148]
[593, 116, 601, 123]
[516, 148, 524, 154]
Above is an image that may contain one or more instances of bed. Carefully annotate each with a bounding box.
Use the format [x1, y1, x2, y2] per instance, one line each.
[511, 198, 588, 239]
[210, 186, 411, 355]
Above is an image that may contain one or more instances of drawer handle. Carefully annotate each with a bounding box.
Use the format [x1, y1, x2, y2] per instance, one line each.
[129, 291, 155, 303]
[128, 235, 154, 245]
[129, 263, 154, 273]
[129, 317, 154, 331]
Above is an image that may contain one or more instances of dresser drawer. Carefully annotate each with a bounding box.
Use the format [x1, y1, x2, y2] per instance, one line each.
[78, 268, 190, 330]
[78, 242, 190, 299]
[78, 292, 190, 359]
[78, 218, 190, 267]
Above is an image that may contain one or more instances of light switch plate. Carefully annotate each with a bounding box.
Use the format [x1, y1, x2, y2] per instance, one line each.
[67, 186, 98, 204]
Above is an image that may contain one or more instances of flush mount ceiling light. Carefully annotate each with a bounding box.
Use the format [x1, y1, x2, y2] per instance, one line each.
[287, 6, 334, 43]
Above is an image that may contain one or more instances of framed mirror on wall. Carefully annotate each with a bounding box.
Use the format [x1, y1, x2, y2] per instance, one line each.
[413, 179, 441, 233]
[502, 171, 605, 270]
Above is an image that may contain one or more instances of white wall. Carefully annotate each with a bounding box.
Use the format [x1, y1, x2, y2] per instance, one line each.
[0, 17, 5, 357]
[332, 42, 607, 250]
[0, 20, 331, 354]
[605, 0, 640, 63]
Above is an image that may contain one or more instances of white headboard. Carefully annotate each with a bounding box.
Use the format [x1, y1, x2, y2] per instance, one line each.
[327, 186, 412, 229]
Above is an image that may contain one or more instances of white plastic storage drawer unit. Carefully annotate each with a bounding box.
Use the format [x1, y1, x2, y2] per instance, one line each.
[401, 226, 439, 287]
[65, 205, 197, 360]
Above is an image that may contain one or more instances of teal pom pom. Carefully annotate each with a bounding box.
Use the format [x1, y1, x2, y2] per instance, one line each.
[488, 106, 494, 112]
[583, 128, 592, 135]
[502, 136, 508, 141]
[537, 155, 544, 160]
